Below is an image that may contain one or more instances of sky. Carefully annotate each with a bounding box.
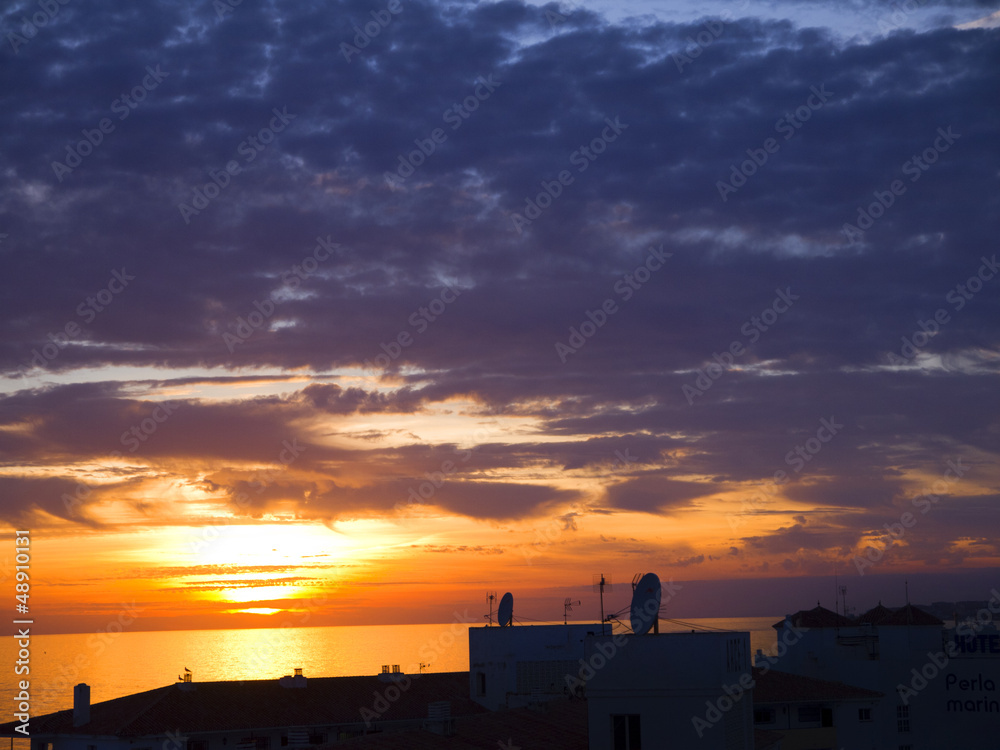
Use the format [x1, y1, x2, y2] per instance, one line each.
[1, 0, 999, 634]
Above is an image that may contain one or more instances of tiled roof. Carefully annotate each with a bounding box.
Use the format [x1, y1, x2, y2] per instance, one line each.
[857, 602, 893, 624]
[772, 604, 852, 630]
[0, 673, 485, 738]
[881, 603, 943, 626]
[329, 698, 588, 750]
[752, 668, 882, 703]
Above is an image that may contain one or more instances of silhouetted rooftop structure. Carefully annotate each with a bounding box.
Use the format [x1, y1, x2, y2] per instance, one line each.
[772, 604, 853, 629]
[0, 672, 484, 738]
[752, 668, 882, 703]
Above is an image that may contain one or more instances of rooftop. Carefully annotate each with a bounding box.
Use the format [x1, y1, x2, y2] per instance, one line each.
[752, 667, 882, 703]
[0, 673, 485, 739]
[772, 604, 853, 629]
[774, 601, 942, 629]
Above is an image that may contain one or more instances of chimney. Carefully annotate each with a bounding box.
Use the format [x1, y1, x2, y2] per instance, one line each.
[73, 683, 90, 727]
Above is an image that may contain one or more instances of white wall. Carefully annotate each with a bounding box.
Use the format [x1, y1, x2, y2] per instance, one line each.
[468, 623, 604, 710]
[585, 631, 753, 750]
[770, 621, 1000, 750]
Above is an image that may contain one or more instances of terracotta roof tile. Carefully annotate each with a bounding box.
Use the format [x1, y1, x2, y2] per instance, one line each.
[0, 673, 484, 738]
[752, 668, 882, 703]
[881, 603, 943, 626]
[771, 605, 852, 630]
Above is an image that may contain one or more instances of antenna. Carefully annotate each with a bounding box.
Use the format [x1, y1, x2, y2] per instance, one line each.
[834, 570, 839, 617]
[630, 572, 662, 636]
[486, 591, 497, 626]
[498, 592, 513, 627]
[593, 573, 614, 635]
[563, 597, 581, 625]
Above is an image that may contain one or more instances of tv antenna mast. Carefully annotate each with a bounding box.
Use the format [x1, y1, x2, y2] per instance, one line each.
[486, 591, 497, 626]
[563, 598, 581, 625]
[594, 573, 614, 634]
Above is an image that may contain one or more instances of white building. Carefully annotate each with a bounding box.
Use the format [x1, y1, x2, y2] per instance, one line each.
[468, 622, 606, 710]
[468, 622, 757, 749]
[767, 602, 1000, 750]
[750, 666, 881, 749]
[583, 630, 754, 750]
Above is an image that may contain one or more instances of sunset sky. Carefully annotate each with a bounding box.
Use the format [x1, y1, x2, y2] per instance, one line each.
[1, 0, 999, 635]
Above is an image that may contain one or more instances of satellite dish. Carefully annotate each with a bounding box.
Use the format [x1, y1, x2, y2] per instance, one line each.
[498, 592, 513, 627]
[630, 572, 661, 635]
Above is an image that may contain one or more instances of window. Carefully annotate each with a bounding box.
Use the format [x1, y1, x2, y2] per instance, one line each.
[187, 742, 207, 750]
[797, 706, 821, 723]
[896, 705, 910, 733]
[898, 746, 912, 750]
[611, 714, 641, 750]
[753, 709, 775, 725]
[255, 739, 269, 750]
[821, 708, 833, 728]
[859, 708, 872, 722]
[307, 734, 325, 746]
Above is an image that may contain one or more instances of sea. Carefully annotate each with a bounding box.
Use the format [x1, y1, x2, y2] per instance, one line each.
[1, 617, 779, 741]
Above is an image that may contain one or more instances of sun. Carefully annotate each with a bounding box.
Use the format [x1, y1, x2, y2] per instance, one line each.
[181, 522, 351, 610]
[190, 522, 340, 567]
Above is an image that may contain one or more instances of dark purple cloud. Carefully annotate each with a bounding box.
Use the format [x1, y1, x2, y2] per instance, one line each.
[0, 0, 997, 572]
